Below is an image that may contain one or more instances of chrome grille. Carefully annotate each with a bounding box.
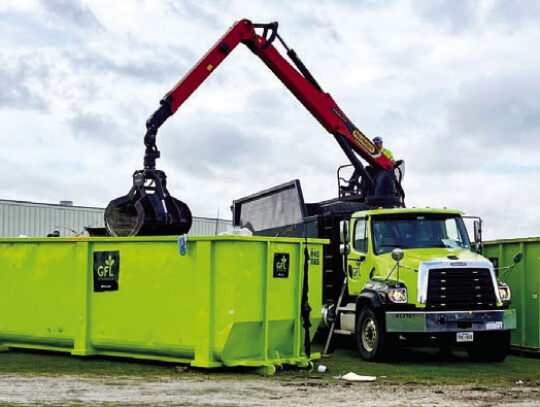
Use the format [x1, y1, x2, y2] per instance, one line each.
[426, 268, 497, 310]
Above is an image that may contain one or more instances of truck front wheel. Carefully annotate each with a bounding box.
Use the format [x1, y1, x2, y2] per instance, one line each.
[356, 306, 394, 361]
[465, 331, 510, 362]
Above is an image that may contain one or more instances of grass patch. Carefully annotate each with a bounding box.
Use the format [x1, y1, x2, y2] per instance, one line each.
[0, 344, 539, 386]
[0, 349, 173, 376]
[298, 343, 540, 385]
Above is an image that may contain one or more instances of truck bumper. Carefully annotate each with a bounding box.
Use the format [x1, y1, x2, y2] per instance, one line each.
[385, 309, 516, 333]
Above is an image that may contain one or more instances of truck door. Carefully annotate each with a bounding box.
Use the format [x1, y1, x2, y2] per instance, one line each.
[347, 217, 371, 293]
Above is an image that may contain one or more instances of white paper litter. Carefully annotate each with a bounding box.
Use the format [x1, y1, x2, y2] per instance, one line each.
[341, 372, 377, 382]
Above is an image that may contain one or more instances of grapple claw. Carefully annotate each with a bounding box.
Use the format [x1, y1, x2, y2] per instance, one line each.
[105, 169, 192, 237]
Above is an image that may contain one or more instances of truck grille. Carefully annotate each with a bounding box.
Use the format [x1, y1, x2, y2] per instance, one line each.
[426, 268, 497, 310]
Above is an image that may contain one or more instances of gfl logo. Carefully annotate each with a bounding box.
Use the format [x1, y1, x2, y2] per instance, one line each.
[98, 255, 115, 277]
[276, 255, 288, 270]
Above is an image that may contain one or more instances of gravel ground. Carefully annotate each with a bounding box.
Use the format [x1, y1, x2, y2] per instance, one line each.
[0, 374, 539, 407]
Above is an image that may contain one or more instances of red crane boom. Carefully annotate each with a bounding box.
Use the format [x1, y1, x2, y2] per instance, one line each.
[144, 19, 393, 171]
[105, 19, 401, 237]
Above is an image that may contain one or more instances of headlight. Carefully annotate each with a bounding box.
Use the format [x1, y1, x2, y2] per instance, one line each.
[388, 287, 408, 303]
[498, 283, 511, 302]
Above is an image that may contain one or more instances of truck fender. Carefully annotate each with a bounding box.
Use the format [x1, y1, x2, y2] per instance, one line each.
[355, 290, 384, 315]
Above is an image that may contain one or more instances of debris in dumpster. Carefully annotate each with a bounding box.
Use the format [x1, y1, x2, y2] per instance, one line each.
[218, 227, 253, 236]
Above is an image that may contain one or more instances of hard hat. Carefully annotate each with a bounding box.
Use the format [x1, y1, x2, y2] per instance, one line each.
[373, 136, 383, 143]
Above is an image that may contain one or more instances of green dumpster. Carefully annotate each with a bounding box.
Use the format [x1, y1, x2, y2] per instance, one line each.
[484, 237, 540, 352]
[0, 235, 325, 373]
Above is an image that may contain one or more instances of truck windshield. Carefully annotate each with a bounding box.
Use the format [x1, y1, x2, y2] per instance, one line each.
[372, 213, 471, 255]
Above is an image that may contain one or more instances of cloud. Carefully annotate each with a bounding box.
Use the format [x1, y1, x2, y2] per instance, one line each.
[447, 72, 540, 146]
[65, 43, 194, 83]
[161, 115, 272, 176]
[295, 14, 342, 43]
[0, 10, 77, 47]
[165, 0, 221, 27]
[0, 58, 49, 111]
[69, 111, 131, 145]
[411, 0, 479, 33]
[486, 0, 540, 31]
[38, 0, 103, 31]
[244, 88, 295, 128]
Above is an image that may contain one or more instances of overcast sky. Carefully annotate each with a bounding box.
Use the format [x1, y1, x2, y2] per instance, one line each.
[1, 0, 540, 240]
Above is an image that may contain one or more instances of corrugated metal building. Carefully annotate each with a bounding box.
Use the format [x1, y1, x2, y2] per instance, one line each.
[0, 199, 231, 237]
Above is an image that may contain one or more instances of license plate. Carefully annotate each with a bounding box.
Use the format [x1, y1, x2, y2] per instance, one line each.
[457, 332, 474, 342]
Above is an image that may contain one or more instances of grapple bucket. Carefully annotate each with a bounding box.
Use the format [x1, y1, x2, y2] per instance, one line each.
[105, 169, 192, 237]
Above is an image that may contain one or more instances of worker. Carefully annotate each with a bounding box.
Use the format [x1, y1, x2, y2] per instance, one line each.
[373, 136, 394, 163]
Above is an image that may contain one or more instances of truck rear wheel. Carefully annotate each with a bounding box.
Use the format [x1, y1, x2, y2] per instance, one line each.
[356, 306, 394, 361]
[466, 331, 510, 362]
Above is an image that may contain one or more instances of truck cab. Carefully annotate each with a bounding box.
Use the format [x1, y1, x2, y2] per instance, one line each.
[339, 207, 515, 361]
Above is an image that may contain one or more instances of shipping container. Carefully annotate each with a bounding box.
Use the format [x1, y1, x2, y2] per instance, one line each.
[484, 238, 540, 352]
[0, 235, 325, 373]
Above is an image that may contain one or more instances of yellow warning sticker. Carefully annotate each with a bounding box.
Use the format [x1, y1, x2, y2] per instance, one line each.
[352, 130, 376, 154]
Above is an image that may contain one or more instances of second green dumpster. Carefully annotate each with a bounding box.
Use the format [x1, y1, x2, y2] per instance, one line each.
[484, 237, 540, 352]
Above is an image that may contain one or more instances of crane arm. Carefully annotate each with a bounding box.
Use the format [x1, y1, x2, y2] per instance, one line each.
[143, 19, 394, 174]
[105, 19, 403, 239]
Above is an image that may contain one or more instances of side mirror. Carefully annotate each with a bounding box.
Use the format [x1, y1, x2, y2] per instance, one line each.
[385, 248, 405, 282]
[340, 220, 350, 244]
[473, 220, 482, 244]
[498, 252, 523, 282]
[391, 248, 404, 262]
[340, 221, 351, 277]
[473, 219, 483, 253]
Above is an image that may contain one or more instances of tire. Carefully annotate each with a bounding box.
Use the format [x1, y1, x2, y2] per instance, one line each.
[466, 331, 510, 362]
[355, 306, 394, 361]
